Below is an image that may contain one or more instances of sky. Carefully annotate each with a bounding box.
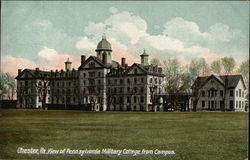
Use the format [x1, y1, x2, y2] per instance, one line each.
[1, 1, 249, 75]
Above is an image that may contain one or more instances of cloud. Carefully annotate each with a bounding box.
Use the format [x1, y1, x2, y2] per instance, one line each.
[75, 10, 247, 68]
[38, 47, 58, 61]
[75, 36, 96, 50]
[37, 46, 80, 70]
[109, 38, 140, 65]
[2, 56, 37, 75]
[163, 17, 207, 43]
[2, 47, 81, 76]
[83, 10, 147, 44]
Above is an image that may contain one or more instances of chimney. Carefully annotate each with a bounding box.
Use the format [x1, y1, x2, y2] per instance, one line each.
[81, 55, 86, 64]
[18, 69, 22, 75]
[35, 67, 39, 72]
[121, 58, 126, 67]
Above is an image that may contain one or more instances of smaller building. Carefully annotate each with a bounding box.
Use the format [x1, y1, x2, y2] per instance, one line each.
[191, 74, 246, 112]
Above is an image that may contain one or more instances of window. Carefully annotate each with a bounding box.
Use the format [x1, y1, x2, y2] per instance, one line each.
[98, 80, 101, 85]
[120, 79, 124, 84]
[236, 91, 238, 97]
[120, 88, 123, 93]
[89, 72, 95, 78]
[239, 101, 241, 108]
[114, 79, 117, 85]
[98, 72, 101, 77]
[83, 73, 86, 78]
[141, 78, 144, 83]
[239, 89, 242, 97]
[127, 78, 130, 84]
[202, 101, 205, 108]
[208, 91, 210, 97]
[133, 87, 137, 93]
[108, 79, 111, 85]
[127, 96, 130, 103]
[119, 97, 123, 103]
[150, 78, 153, 83]
[140, 96, 144, 103]
[127, 87, 130, 93]
[159, 79, 161, 85]
[134, 78, 137, 84]
[230, 90, 234, 97]
[48, 90, 50, 94]
[230, 100, 234, 109]
[202, 91, 205, 97]
[134, 96, 137, 103]
[114, 88, 117, 93]
[140, 87, 144, 93]
[220, 101, 223, 108]
[62, 97, 65, 103]
[220, 90, 223, 97]
[155, 78, 157, 84]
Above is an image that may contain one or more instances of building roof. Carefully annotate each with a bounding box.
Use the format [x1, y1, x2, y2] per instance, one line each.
[192, 74, 246, 90]
[95, 34, 112, 52]
[15, 69, 50, 80]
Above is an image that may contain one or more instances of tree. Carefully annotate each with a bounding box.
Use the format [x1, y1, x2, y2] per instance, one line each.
[221, 57, 236, 75]
[189, 59, 202, 82]
[150, 58, 162, 66]
[199, 58, 210, 76]
[0, 72, 16, 100]
[163, 58, 192, 111]
[211, 60, 222, 75]
[238, 60, 249, 92]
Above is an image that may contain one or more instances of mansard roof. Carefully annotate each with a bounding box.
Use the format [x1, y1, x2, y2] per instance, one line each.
[192, 74, 246, 90]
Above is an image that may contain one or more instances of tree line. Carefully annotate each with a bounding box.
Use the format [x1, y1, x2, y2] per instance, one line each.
[151, 56, 249, 95]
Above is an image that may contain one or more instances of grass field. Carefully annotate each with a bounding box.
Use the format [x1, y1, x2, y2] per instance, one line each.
[0, 109, 248, 160]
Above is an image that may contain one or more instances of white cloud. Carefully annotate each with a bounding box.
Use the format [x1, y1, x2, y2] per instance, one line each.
[76, 10, 246, 68]
[37, 47, 80, 70]
[76, 36, 96, 50]
[38, 47, 58, 60]
[83, 11, 147, 45]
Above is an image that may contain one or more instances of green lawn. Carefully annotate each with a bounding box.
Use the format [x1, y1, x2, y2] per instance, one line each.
[0, 109, 248, 160]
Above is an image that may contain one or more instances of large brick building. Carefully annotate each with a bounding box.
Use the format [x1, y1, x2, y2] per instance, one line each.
[15, 35, 165, 111]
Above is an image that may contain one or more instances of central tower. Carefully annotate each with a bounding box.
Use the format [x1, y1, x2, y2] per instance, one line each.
[95, 34, 112, 64]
